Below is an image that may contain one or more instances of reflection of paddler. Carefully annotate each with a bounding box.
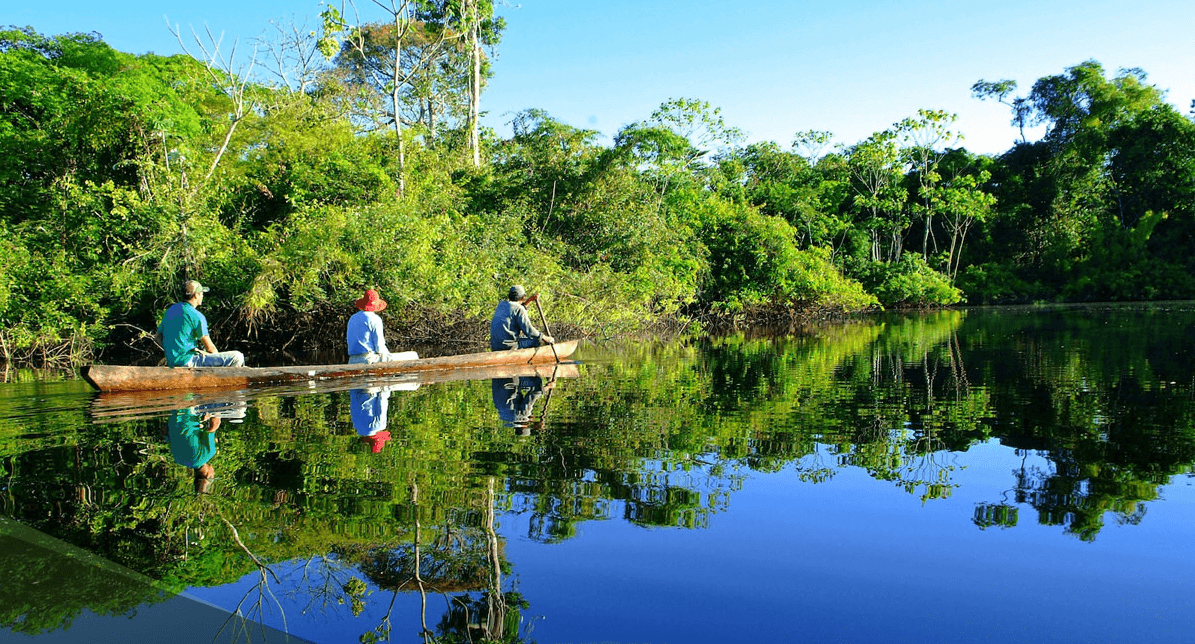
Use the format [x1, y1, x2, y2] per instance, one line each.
[349, 383, 418, 453]
[167, 407, 220, 494]
[491, 376, 553, 435]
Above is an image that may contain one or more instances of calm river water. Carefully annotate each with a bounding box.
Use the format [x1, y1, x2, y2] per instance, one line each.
[2, 304, 1194, 643]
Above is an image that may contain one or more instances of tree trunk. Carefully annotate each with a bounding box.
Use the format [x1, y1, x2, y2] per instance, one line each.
[428, 98, 436, 142]
[468, 0, 481, 167]
[391, 10, 407, 197]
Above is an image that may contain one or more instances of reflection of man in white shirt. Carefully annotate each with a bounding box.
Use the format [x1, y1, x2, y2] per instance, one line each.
[346, 289, 416, 364]
[350, 387, 390, 452]
[349, 382, 419, 453]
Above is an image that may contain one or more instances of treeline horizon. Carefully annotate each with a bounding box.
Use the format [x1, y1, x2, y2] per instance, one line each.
[2, 13, 1194, 363]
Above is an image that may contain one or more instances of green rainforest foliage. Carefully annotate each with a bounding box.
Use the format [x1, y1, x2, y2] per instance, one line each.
[3, 22, 1195, 361]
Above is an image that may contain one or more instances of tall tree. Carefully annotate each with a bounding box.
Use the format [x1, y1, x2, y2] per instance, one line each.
[930, 156, 996, 283]
[167, 20, 258, 182]
[971, 79, 1030, 143]
[420, 0, 505, 165]
[846, 131, 906, 263]
[734, 140, 851, 253]
[323, 0, 441, 197]
[615, 98, 745, 196]
[256, 15, 330, 95]
[895, 109, 961, 259]
[968, 61, 1174, 299]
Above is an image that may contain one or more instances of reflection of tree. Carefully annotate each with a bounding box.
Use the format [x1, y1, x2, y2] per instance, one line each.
[282, 552, 370, 617]
[213, 511, 289, 640]
[693, 314, 981, 502]
[1002, 443, 1157, 542]
[966, 308, 1195, 540]
[973, 502, 1019, 530]
[543, 308, 1195, 541]
[355, 479, 535, 644]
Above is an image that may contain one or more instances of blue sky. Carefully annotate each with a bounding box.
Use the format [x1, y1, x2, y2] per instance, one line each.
[10, 0, 1195, 154]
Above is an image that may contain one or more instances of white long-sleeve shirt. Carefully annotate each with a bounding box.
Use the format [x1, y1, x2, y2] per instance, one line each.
[346, 310, 389, 356]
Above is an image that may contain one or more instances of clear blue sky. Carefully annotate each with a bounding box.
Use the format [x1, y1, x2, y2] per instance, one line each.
[10, 0, 1195, 154]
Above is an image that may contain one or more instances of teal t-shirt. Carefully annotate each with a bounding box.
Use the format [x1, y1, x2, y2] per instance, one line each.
[167, 408, 216, 468]
[157, 302, 208, 367]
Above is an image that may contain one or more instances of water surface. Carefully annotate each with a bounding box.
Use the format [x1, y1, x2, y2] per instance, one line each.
[1, 304, 1193, 643]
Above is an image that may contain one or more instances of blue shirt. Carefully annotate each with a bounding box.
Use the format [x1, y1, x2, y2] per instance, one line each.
[490, 376, 544, 425]
[490, 300, 541, 350]
[346, 310, 388, 356]
[157, 302, 208, 367]
[349, 388, 390, 435]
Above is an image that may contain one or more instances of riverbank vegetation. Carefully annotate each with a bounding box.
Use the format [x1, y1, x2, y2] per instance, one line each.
[2, 12, 1194, 363]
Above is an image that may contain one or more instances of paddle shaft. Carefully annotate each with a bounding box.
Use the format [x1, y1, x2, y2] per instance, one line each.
[539, 363, 559, 421]
[527, 295, 559, 363]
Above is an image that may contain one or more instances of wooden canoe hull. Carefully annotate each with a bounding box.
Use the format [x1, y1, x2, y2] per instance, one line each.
[81, 340, 580, 392]
[89, 361, 581, 423]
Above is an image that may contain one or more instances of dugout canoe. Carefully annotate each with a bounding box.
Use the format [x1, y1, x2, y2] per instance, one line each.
[81, 340, 580, 393]
[89, 360, 581, 423]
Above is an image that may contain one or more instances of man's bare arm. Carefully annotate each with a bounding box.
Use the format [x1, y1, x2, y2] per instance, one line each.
[200, 335, 218, 354]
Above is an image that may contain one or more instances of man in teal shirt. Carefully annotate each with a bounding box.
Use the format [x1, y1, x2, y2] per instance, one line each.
[155, 280, 245, 367]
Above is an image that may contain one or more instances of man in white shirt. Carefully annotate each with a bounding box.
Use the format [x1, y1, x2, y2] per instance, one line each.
[346, 289, 417, 364]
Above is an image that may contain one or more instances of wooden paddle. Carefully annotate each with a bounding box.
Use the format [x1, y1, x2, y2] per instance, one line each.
[523, 293, 559, 363]
[538, 363, 559, 423]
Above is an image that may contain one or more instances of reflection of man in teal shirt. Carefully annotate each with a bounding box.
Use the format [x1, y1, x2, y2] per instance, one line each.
[168, 407, 220, 493]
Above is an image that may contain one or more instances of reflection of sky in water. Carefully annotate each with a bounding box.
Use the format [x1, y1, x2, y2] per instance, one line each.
[501, 442, 1195, 644]
[181, 437, 1195, 643]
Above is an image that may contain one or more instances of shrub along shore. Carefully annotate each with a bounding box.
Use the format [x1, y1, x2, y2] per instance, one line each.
[3, 25, 1194, 366]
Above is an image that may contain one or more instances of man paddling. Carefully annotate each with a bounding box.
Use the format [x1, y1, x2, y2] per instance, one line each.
[155, 280, 246, 367]
[490, 284, 555, 351]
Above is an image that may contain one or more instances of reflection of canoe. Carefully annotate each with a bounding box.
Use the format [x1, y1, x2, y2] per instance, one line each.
[81, 340, 580, 393]
[90, 360, 581, 423]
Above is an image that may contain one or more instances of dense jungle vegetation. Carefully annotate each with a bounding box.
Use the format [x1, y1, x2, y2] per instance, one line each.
[2, 8, 1194, 362]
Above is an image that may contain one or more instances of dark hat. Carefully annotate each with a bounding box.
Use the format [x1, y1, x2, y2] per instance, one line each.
[356, 289, 387, 312]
